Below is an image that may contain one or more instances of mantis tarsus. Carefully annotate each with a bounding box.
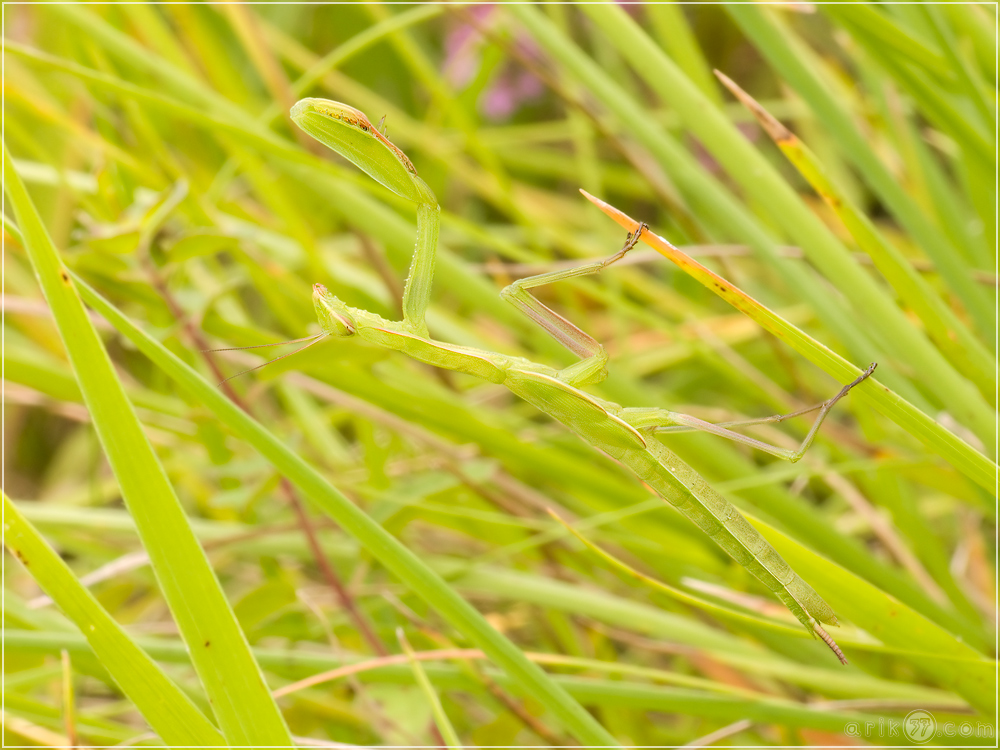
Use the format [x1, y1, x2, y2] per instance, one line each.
[289, 98, 876, 663]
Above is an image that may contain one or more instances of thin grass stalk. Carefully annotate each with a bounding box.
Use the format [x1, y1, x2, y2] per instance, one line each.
[398, 629, 462, 748]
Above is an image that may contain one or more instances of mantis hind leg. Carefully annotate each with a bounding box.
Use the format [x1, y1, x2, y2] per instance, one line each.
[499, 225, 647, 387]
[621, 363, 877, 462]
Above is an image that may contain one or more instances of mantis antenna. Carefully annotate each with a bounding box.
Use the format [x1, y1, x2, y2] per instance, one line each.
[206, 334, 329, 386]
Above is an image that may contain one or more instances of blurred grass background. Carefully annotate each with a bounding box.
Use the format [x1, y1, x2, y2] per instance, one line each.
[3, 3, 997, 747]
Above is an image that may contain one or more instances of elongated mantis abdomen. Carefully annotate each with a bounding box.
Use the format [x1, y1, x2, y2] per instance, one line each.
[502, 366, 839, 633]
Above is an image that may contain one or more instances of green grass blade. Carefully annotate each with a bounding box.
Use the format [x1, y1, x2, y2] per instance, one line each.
[646, 5, 722, 107]
[583, 192, 998, 497]
[44, 4, 240, 121]
[291, 6, 443, 101]
[818, 3, 951, 85]
[68, 276, 620, 747]
[2, 493, 226, 746]
[902, 112, 993, 270]
[549, 510, 806, 639]
[576, 3, 996, 450]
[730, 4, 996, 340]
[550, 682, 988, 741]
[716, 72, 996, 402]
[753, 516, 995, 715]
[2, 146, 294, 747]
[863, 40, 995, 165]
[944, 3, 996, 82]
[919, 5, 995, 130]
[398, 629, 462, 748]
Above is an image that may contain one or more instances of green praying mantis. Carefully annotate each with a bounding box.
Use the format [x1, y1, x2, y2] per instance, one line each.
[286, 97, 877, 663]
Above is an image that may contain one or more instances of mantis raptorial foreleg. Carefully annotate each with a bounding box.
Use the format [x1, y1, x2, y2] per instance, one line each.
[499, 225, 646, 387]
[499, 224, 875, 460]
[291, 98, 877, 663]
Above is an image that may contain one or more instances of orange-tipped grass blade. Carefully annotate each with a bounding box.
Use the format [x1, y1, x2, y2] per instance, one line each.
[580, 189, 834, 351]
[713, 71, 995, 404]
[580, 189, 997, 496]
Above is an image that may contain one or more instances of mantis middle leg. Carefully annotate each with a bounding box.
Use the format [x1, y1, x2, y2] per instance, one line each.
[500, 225, 647, 387]
[620, 362, 877, 462]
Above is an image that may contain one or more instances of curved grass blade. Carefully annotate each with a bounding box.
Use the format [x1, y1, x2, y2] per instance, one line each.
[2, 146, 294, 747]
[582, 191, 997, 497]
[2, 493, 226, 747]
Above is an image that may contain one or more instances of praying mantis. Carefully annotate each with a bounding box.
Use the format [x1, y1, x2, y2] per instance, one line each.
[288, 98, 876, 663]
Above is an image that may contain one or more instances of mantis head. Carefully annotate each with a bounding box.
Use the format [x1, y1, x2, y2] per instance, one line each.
[291, 98, 437, 207]
[313, 284, 356, 338]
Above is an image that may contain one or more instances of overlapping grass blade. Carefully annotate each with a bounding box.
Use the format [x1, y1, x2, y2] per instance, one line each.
[582, 191, 998, 496]
[2, 150, 294, 745]
[13, 627, 979, 741]
[754, 516, 995, 715]
[715, 71, 995, 401]
[548, 509, 806, 640]
[728, 4, 995, 340]
[66, 275, 619, 746]
[508, 4, 929, 417]
[919, 5, 995, 129]
[2, 493, 226, 746]
[566, 4, 995, 450]
[5, 39, 527, 344]
[827, 4, 994, 160]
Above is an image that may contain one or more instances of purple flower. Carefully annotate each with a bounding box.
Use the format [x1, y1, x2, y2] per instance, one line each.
[444, 5, 545, 121]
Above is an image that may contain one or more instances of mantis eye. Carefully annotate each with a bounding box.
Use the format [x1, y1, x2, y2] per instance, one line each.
[329, 312, 356, 337]
[313, 284, 356, 337]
